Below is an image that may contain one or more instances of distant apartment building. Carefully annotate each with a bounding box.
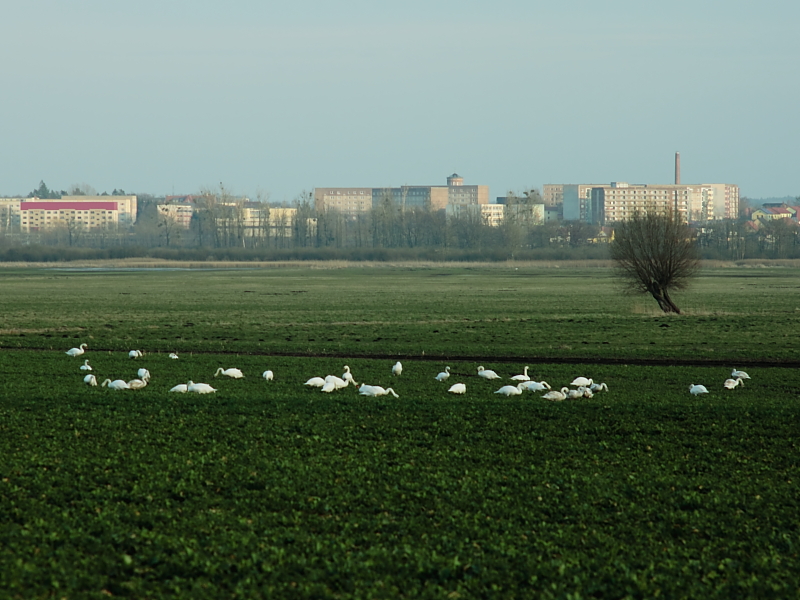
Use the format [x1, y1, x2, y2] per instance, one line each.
[314, 174, 489, 215]
[20, 200, 122, 233]
[158, 204, 194, 229]
[34, 195, 138, 224]
[546, 183, 739, 224]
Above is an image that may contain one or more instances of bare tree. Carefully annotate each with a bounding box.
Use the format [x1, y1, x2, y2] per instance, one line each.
[609, 211, 700, 314]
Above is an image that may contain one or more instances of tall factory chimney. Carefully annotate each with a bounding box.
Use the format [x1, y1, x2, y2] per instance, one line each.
[675, 152, 681, 185]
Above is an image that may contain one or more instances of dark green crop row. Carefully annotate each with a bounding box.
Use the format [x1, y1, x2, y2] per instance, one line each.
[1, 348, 799, 598]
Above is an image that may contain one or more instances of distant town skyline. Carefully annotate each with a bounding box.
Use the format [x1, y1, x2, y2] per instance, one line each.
[2, 1, 798, 202]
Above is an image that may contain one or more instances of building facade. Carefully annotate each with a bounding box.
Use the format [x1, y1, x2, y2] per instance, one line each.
[20, 201, 121, 233]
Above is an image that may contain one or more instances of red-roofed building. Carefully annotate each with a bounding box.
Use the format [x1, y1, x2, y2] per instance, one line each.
[20, 201, 121, 232]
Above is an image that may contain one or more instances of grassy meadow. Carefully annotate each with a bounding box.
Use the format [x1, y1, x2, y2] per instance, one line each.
[1, 264, 799, 598]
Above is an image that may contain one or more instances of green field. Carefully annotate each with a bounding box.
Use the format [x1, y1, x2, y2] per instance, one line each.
[1, 265, 799, 598]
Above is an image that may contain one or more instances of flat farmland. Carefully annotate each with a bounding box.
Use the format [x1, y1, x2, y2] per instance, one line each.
[1, 264, 799, 599]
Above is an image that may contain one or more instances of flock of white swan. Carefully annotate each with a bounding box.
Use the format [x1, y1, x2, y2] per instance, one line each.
[66, 343, 750, 400]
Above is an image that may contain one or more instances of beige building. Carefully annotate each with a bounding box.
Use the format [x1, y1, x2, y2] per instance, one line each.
[32, 195, 138, 224]
[20, 200, 122, 233]
[315, 174, 489, 215]
[548, 183, 739, 224]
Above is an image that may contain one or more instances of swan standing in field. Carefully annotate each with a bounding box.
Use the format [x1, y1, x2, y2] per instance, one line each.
[542, 387, 569, 401]
[215, 367, 244, 379]
[495, 383, 525, 396]
[392, 361, 403, 376]
[567, 387, 587, 399]
[169, 353, 179, 360]
[510, 366, 530, 381]
[724, 377, 744, 389]
[342, 366, 357, 385]
[129, 350, 143, 359]
[66, 343, 88, 357]
[690, 384, 709, 396]
[477, 366, 501, 380]
[571, 377, 593, 387]
[169, 383, 188, 393]
[263, 370, 274, 381]
[520, 380, 551, 392]
[589, 382, 609, 392]
[101, 379, 129, 390]
[127, 378, 148, 390]
[359, 385, 399, 398]
[435, 366, 451, 382]
[304, 377, 326, 387]
[79, 359, 92, 371]
[83, 374, 97, 386]
[325, 375, 349, 389]
[187, 381, 216, 394]
[137, 368, 151, 382]
[731, 369, 751, 380]
[448, 383, 467, 394]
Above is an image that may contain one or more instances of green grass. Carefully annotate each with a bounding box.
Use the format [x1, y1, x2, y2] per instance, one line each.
[1, 265, 799, 598]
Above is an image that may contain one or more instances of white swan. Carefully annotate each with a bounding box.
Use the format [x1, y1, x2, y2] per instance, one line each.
[589, 382, 609, 392]
[520, 380, 551, 392]
[127, 378, 148, 390]
[435, 366, 451, 382]
[128, 350, 143, 359]
[358, 383, 377, 396]
[325, 375, 349, 389]
[582, 387, 594, 398]
[542, 387, 569, 401]
[169, 352, 179, 360]
[342, 366, 357, 385]
[567, 387, 586, 399]
[724, 377, 744, 389]
[448, 383, 466, 394]
[359, 385, 399, 398]
[66, 343, 88, 357]
[690, 384, 709, 396]
[215, 368, 244, 379]
[187, 381, 216, 394]
[495, 383, 525, 396]
[731, 369, 750, 380]
[477, 366, 501, 380]
[571, 377, 593, 387]
[304, 377, 326, 387]
[101, 379, 129, 390]
[510, 366, 530, 381]
[83, 374, 97, 386]
[169, 383, 188, 393]
[392, 361, 403, 376]
[263, 370, 274, 381]
[79, 359, 92, 371]
[137, 368, 151, 382]
[321, 379, 336, 393]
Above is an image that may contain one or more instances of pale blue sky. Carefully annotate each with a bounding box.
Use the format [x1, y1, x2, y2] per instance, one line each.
[2, 0, 798, 202]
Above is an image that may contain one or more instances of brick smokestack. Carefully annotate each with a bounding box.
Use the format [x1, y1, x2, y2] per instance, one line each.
[675, 152, 681, 185]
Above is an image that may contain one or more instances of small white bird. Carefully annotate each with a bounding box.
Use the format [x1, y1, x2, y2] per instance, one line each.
[448, 383, 467, 394]
[169, 384, 188, 393]
[215, 368, 244, 379]
[83, 374, 97, 386]
[342, 366, 357, 385]
[494, 383, 524, 396]
[128, 350, 143, 359]
[510, 366, 531, 381]
[263, 370, 274, 381]
[520, 380, 551, 392]
[66, 343, 88, 357]
[731, 369, 751, 380]
[435, 366, 451, 382]
[542, 387, 569, 401]
[127, 378, 148, 390]
[169, 352, 179, 360]
[477, 366, 501, 380]
[724, 377, 744, 389]
[304, 377, 326, 387]
[571, 377, 593, 387]
[101, 379, 129, 390]
[137, 368, 151, 382]
[79, 359, 92, 371]
[690, 384, 709, 396]
[392, 361, 403, 376]
[589, 382, 609, 392]
[187, 381, 216, 394]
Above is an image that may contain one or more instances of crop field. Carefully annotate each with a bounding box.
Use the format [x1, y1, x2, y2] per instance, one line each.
[1, 264, 799, 598]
